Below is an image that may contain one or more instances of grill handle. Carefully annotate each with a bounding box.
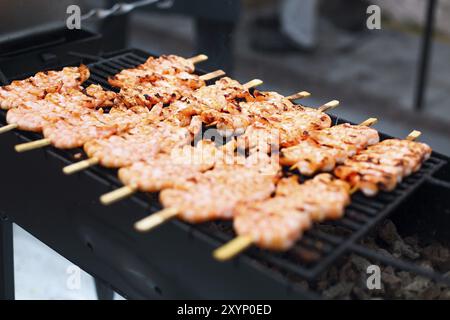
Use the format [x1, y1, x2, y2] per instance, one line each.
[81, 0, 172, 22]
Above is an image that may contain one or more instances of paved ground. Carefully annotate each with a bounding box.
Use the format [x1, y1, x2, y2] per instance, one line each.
[13, 8, 450, 300]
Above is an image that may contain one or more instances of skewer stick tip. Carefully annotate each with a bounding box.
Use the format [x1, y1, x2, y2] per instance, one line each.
[359, 118, 378, 127]
[286, 91, 311, 100]
[63, 157, 99, 175]
[213, 235, 254, 261]
[188, 54, 208, 64]
[406, 130, 422, 141]
[318, 100, 340, 112]
[243, 79, 263, 89]
[15, 138, 51, 153]
[100, 185, 137, 206]
[349, 185, 359, 195]
[0, 123, 18, 134]
[199, 70, 226, 81]
[134, 207, 180, 232]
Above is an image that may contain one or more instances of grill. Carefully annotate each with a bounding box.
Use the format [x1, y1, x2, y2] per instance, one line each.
[1, 48, 450, 299]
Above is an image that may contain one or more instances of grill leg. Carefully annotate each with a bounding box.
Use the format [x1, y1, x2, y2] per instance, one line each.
[0, 215, 15, 300]
[95, 278, 114, 300]
[414, 0, 438, 111]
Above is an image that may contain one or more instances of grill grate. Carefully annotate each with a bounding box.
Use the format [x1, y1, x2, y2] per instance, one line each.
[0, 49, 447, 283]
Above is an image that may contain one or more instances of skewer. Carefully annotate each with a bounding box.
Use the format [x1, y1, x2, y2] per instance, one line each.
[198, 70, 226, 81]
[213, 235, 253, 262]
[15, 138, 51, 153]
[317, 100, 339, 112]
[359, 117, 378, 127]
[243, 79, 263, 89]
[188, 54, 208, 64]
[63, 157, 100, 175]
[285, 91, 311, 100]
[134, 207, 180, 232]
[406, 130, 421, 141]
[0, 123, 18, 134]
[288, 117, 378, 171]
[344, 129, 422, 195]
[100, 185, 137, 205]
[62, 70, 227, 175]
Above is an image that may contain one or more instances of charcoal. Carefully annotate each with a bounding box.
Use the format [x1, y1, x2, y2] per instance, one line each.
[422, 244, 450, 271]
[306, 217, 450, 299]
[378, 220, 401, 246]
[393, 240, 420, 260]
[381, 267, 402, 293]
[323, 282, 354, 299]
[350, 255, 371, 272]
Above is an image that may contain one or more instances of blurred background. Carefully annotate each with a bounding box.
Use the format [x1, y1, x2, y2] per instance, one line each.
[1, 0, 449, 299]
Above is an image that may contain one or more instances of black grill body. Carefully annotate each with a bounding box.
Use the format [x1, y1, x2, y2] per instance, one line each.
[1, 49, 450, 299]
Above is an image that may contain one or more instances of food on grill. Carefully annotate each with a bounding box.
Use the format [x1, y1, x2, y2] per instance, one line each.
[308, 122, 380, 157]
[0, 54, 436, 260]
[0, 65, 89, 110]
[117, 72, 206, 107]
[84, 116, 202, 168]
[132, 152, 279, 229]
[6, 85, 117, 132]
[280, 119, 379, 175]
[118, 140, 220, 193]
[108, 54, 202, 88]
[334, 135, 432, 196]
[216, 174, 350, 256]
[236, 100, 339, 152]
[172, 77, 257, 135]
[41, 106, 149, 149]
[280, 139, 345, 175]
[160, 167, 277, 223]
[233, 174, 349, 251]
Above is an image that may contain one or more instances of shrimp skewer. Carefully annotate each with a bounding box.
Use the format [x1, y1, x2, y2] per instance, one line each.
[334, 130, 431, 196]
[62, 77, 264, 175]
[213, 174, 350, 260]
[236, 100, 339, 152]
[11, 70, 225, 152]
[134, 152, 280, 230]
[107, 54, 207, 88]
[0, 65, 89, 110]
[100, 140, 227, 205]
[281, 118, 379, 175]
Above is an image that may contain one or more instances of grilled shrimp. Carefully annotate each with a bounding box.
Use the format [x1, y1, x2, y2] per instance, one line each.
[334, 138, 431, 196]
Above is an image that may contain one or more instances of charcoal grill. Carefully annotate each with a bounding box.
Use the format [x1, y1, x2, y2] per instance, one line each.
[1, 48, 450, 299]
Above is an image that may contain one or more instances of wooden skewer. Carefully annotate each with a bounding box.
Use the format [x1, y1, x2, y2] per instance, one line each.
[134, 207, 180, 232]
[318, 100, 339, 112]
[199, 70, 226, 81]
[406, 130, 421, 141]
[15, 138, 51, 153]
[63, 157, 100, 175]
[188, 54, 208, 64]
[349, 185, 359, 195]
[0, 123, 18, 134]
[285, 91, 311, 100]
[243, 79, 263, 89]
[100, 185, 137, 205]
[359, 117, 378, 127]
[213, 235, 253, 261]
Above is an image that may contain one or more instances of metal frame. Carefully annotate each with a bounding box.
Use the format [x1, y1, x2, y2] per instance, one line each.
[0, 216, 14, 300]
